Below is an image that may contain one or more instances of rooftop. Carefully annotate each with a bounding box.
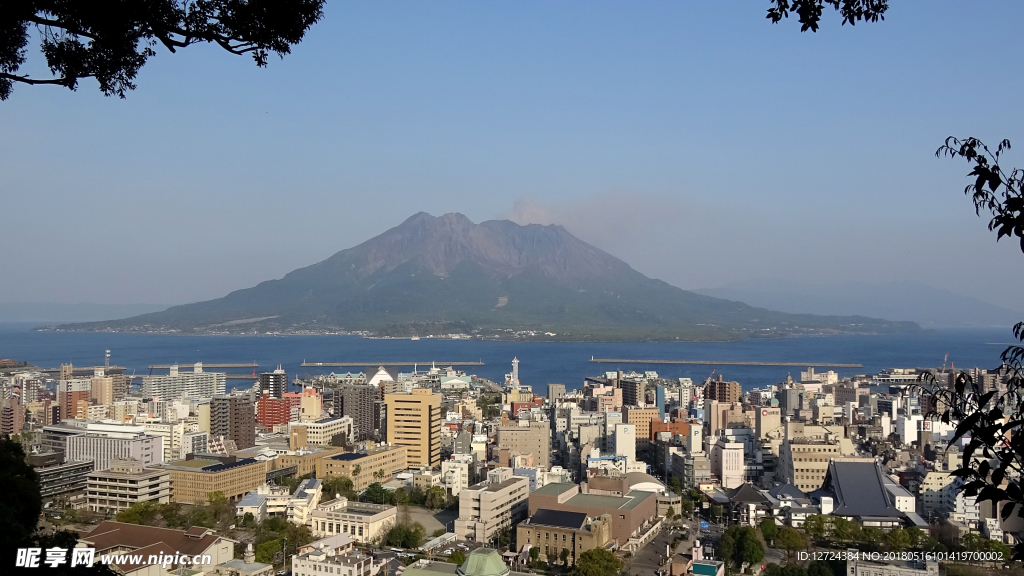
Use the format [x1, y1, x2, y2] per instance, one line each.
[526, 509, 588, 530]
[218, 558, 272, 573]
[531, 482, 576, 497]
[80, 521, 225, 556]
[565, 490, 654, 511]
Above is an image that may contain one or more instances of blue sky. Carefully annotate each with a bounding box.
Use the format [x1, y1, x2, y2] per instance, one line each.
[2, 2, 1023, 310]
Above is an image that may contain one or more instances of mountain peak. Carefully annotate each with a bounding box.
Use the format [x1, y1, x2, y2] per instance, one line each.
[61, 212, 920, 340]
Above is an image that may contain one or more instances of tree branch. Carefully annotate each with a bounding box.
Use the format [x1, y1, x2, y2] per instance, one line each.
[26, 15, 99, 40]
[0, 72, 78, 87]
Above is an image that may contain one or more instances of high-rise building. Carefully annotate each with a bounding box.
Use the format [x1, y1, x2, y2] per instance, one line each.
[111, 373, 128, 402]
[454, 468, 529, 542]
[705, 378, 742, 404]
[141, 364, 226, 399]
[623, 406, 660, 443]
[336, 385, 376, 440]
[58, 379, 92, 422]
[91, 370, 114, 407]
[384, 388, 442, 469]
[621, 380, 643, 407]
[1, 396, 24, 436]
[256, 391, 301, 427]
[496, 420, 552, 471]
[548, 383, 567, 404]
[211, 395, 256, 449]
[259, 367, 288, 399]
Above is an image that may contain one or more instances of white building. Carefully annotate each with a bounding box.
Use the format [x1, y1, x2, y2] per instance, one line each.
[295, 417, 354, 446]
[710, 437, 745, 489]
[237, 479, 323, 525]
[65, 423, 164, 471]
[140, 364, 226, 399]
[442, 455, 472, 497]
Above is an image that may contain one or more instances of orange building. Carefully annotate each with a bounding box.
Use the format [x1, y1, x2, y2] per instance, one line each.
[650, 418, 692, 440]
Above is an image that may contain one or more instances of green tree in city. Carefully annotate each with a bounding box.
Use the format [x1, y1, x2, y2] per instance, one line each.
[560, 548, 571, 566]
[669, 476, 683, 495]
[886, 528, 910, 552]
[666, 506, 675, 521]
[323, 475, 357, 500]
[831, 518, 854, 543]
[394, 487, 410, 506]
[861, 526, 883, 548]
[571, 548, 621, 576]
[365, 482, 389, 504]
[352, 465, 362, 480]
[116, 501, 160, 525]
[710, 504, 724, 522]
[905, 527, 924, 548]
[383, 521, 426, 549]
[776, 527, 805, 563]
[450, 550, 466, 565]
[759, 518, 779, 545]
[425, 486, 447, 510]
[529, 547, 540, 564]
[255, 539, 281, 564]
[680, 499, 695, 516]
[739, 527, 765, 568]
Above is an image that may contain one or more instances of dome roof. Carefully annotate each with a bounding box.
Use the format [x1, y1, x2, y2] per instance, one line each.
[458, 548, 510, 576]
[625, 472, 665, 490]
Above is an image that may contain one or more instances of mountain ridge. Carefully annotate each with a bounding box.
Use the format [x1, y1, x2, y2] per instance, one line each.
[52, 213, 919, 341]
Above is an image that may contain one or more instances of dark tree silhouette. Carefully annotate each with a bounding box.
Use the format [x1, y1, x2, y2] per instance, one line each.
[766, 0, 888, 32]
[0, 0, 325, 100]
[765, 2, 1024, 560]
[913, 137, 1024, 560]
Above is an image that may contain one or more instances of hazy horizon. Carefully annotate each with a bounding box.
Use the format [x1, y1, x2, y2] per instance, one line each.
[3, 3, 1023, 313]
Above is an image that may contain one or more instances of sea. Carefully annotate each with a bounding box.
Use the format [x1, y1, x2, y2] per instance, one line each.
[0, 323, 1018, 395]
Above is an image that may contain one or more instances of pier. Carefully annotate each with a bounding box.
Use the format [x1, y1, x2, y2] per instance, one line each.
[589, 358, 862, 368]
[301, 360, 484, 367]
[148, 363, 259, 369]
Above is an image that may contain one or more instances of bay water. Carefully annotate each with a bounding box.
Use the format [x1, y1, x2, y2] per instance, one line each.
[0, 324, 1016, 394]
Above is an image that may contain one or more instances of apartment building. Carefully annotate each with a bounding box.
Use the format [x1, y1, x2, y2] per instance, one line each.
[211, 395, 256, 449]
[384, 388, 442, 468]
[621, 380, 643, 407]
[141, 364, 227, 399]
[57, 379, 91, 422]
[336, 385, 376, 441]
[919, 470, 954, 519]
[705, 379, 742, 404]
[295, 416, 354, 446]
[257, 392, 302, 427]
[315, 445, 408, 491]
[259, 368, 288, 399]
[624, 407, 660, 443]
[310, 498, 397, 543]
[454, 468, 530, 542]
[86, 458, 171, 514]
[777, 422, 855, 493]
[497, 421, 551, 471]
